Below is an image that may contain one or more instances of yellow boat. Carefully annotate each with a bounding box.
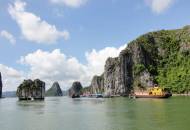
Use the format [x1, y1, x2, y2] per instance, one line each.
[134, 87, 172, 98]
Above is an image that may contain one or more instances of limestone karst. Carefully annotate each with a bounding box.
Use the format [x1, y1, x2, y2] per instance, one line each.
[46, 82, 63, 96]
[68, 81, 83, 98]
[16, 79, 45, 100]
[89, 26, 190, 95]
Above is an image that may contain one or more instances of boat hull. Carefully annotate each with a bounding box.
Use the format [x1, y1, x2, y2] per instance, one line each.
[135, 93, 172, 99]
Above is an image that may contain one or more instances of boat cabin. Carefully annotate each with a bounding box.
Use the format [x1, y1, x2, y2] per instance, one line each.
[148, 87, 164, 96]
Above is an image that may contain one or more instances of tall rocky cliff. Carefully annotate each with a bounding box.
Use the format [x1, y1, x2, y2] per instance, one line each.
[90, 75, 104, 94]
[89, 26, 190, 95]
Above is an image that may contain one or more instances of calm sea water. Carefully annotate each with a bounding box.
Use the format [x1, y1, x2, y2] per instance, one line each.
[0, 96, 189, 130]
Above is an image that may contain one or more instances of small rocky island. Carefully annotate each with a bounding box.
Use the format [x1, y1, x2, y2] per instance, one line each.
[46, 82, 63, 96]
[68, 81, 83, 98]
[16, 79, 45, 100]
[0, 72, 2, 98]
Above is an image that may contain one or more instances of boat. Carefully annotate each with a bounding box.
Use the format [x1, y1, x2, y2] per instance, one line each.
[83, 94, 104, 98]
[90, 94, 103, 98]
[134, 87, 172, 99]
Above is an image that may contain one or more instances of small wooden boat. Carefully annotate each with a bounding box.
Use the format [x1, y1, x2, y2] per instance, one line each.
[134, 87, 172, 99]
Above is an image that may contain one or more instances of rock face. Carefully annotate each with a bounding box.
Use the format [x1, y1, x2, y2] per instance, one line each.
[104, 57, 123, 95]
[90, 75, 104, 94]
[89, 26, 190, 95]
[0, 72, 2, 98]
[46, 82, 63, 96]
[68, 81, 83, 98]
[91, 40, 156, 96]
[16, 79, 45, 100]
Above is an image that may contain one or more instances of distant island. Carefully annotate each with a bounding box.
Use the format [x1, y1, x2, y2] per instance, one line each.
[1, 81, 67, 98]
[2, 91, 16, 97]
[46, 82, 63, 97]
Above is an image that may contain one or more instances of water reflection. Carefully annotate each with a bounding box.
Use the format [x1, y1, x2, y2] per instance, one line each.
[102, 98, 169, 130]
[132, 99, 168, 130]
[16, 100, 45, 115]
[71, 98, 105, 105]
[103, 98, 136, 130]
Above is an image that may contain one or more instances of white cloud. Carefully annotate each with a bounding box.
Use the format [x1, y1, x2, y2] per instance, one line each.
[50, 0, 87, 8]
[0, 30, 16, 44]
[18, 44, 126, 90]
[19, 49, 88, 90]
[0, 64, 24, 91]
[0, 43, 126, 91]
[8, 0, 69, 44]
[19, 49, 87, 80]
[85, 45, 127, 76]
[145, 0, 174, 14]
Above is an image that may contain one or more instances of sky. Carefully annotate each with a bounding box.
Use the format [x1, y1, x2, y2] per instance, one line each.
[0, 0, 190, 91]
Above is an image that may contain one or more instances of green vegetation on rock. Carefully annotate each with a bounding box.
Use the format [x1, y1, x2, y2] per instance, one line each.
[89, 26, 190, 95]
[133, 27, 190, 93]
[133, 64, 146, 75]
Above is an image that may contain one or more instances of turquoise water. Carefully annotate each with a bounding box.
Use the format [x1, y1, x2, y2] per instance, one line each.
[0, 97, 190, 130]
